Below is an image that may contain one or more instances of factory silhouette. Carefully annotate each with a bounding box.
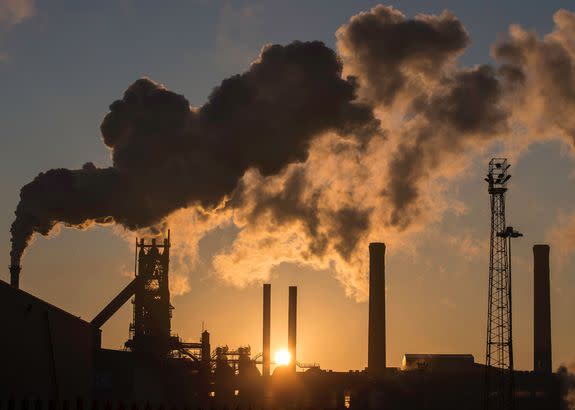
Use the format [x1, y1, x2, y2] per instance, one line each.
[3, 1, 575, 407]
[0, 159, 563, 409]
[0, 234, 562, 408]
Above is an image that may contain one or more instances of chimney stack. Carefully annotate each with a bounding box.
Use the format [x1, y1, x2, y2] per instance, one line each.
[288, 286, 297, 373]
[9, 265, 21, 289]
[533, 244, 552, 373]
[368, 242, 386, 378]
[201, 330, 211, 368]
[263, 284, 271, 377]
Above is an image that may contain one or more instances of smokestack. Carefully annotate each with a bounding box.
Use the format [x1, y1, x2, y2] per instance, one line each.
[368, 242, 386, 378]
[263, 283, 271, 377]
[288, 286, 297, 373]
[201, 330, 211, 368]
[533, 244, 552, 374]
[9, 265, 21, 289]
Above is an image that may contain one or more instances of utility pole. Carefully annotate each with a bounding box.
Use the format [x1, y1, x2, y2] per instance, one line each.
[484, 158, 522, 410]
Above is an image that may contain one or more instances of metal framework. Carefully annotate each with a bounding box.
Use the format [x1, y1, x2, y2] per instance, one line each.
[484, 158, 521, 410]
[125, 232, 174, 357]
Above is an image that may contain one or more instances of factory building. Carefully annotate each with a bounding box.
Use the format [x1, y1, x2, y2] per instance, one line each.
[400, 354, 475, 372]
[0, 280, 95, 400]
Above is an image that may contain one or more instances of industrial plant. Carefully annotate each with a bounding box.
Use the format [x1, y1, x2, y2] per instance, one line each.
[0, 159, 563, 409]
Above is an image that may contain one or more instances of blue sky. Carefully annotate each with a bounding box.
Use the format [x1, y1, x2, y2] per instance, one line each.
[1, 0, 575, 371]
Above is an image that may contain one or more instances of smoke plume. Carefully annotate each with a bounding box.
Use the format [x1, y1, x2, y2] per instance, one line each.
[337, 5, 508, 226]
[9, 5, 575, 299]
[337, 5, 470, 106]
[10, 41, 380, 270]
[493, 9, 575, 146]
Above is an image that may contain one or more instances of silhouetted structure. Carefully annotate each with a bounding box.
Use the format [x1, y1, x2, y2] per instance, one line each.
[368, 242, 386, 379]
[0, 281, 95, 399]
[9, 264, 20, 289]
[90, 276, 139, 330]
[1, 238, 561, 409]
[263, 283, 271, 377]
[533, 244, 552, 374]
[288, 285, 297, 373]
[125, 234, 174, 357]
[485, 158, 518, 410]
[401, 354, 475, 371]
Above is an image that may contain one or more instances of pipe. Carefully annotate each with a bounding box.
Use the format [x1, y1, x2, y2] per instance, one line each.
[533, 244, 552, 373]
[288, 286, 297, 373]
[91, 277, 139, 328]
[263, 283, 271, 377]
[201, 330, 211, 367]
[368, 242, 386, 378]
[9, 265, 21, 289]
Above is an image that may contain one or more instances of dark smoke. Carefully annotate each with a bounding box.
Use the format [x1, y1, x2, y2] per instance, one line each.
[10, 41, 380, 267]
[337, 5, 469, 105]
[337, 6, 508, 227]
[386, 65, 508, 226]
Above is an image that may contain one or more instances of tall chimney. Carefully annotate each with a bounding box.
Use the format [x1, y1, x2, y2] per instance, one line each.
[533, 244, 552, 373]
[368, 242, 386, 378]
[9, 265, 21, 289]
[288, 286, 297, 373]
[263, 283, 271, 377]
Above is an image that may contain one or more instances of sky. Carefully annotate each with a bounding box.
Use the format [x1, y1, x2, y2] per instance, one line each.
[1, 0, 575, 372]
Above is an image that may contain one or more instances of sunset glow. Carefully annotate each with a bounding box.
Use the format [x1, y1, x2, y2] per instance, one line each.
[2, 3, 574, 408]
[274, 349, 291, 366]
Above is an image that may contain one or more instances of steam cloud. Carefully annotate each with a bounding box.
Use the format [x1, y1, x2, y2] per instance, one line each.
[337, 5, 508, 226]
[9, 6, 575, 299]
[493, 9, 575, 146]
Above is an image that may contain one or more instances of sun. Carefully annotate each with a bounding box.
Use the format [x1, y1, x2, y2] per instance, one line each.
[274, 349, 291, 366]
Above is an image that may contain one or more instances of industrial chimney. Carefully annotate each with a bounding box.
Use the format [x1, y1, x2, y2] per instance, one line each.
[288, 286, 297, 373]
[368, 242, 386, 378]
[9, 265, 21, 289]
[533, 244, 552, 374]
[263, 283, 271, 377]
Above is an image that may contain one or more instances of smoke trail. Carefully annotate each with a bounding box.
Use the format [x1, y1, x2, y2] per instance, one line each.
[9, 5, 575, 299]
[10, 41, 380, 268]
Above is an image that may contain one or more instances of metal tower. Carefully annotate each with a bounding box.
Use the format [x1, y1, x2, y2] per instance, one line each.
[484, 158, 522, 410]
[125, 231, 174, 357]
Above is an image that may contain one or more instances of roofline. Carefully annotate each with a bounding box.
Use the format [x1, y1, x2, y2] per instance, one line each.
[0, 279, 94, 326]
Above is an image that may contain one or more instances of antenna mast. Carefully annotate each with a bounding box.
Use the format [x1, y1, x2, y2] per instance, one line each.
[484, 158, 522, 410]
